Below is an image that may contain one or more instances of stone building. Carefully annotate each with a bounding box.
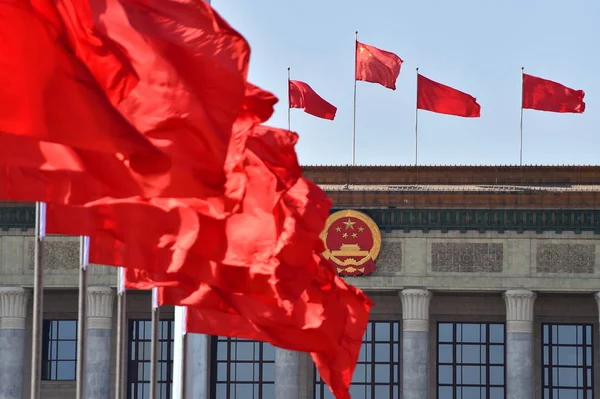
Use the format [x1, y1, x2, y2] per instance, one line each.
[1, 165, 599, 399]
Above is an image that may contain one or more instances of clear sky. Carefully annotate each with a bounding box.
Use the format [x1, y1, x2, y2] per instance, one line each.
[211, 0, 600, 167]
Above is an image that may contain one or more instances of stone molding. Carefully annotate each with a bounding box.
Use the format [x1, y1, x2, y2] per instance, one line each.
[400, 289, 432, 332]
[594, 292, 600, 323]
[0, 287, 29, 329]
[87, 287, 115, 330]
[503, 290, 536, 333]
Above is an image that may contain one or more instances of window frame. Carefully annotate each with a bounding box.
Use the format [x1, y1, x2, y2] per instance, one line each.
[541, 322, 594, 399]
[210, 336, 275, 399]
[313, 320, 401, 399]
[127, 319, 175, 399]
[41, 319, 78, 381]
[436, 321, 506, 399]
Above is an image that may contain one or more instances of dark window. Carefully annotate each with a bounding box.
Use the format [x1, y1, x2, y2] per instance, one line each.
[542, 324, 594, 399]
[41, 320, 77, 380]
[128, 319, 174, 399]
[314, 321, 400, 399]
[211, 337, 275, 399]
[437, 322, 505, 399]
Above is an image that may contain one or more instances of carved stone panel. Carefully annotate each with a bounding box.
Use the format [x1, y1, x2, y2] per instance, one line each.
[27, 240, 79, 270]
[432, 242, 503, 273]
[536, 244, 595, 274]
[375, 241, 402, 273]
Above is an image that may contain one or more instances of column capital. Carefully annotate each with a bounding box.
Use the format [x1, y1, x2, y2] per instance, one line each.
[87, 287, 115, 330]
[503, 289, 536, 333]
[400, 289, 432, 332]
[0, 287, 29, 330]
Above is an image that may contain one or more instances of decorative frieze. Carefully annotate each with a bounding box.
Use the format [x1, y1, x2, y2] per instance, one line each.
[375, 241, 402, 273]
[400, 289, 432, 332]
[536, 244, 595, 273]
[27, 240, 79, 270]
[432, 242, 503, 272]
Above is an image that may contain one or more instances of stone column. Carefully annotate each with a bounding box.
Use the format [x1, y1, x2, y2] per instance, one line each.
[504, 290, 536, 399]
[0, 287, 29, 399]
[85, 287, 115, 399]
[185, 334, 209, 399]
[400, 289, 432, 399]
[275, 349, 300, 399]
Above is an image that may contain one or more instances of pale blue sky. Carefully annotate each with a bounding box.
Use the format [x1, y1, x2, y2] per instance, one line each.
[212, 0, 600, 166]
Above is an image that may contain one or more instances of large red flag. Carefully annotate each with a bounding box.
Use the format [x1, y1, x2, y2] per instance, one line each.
[355, 41, 402, 90]
[289, 80, 337, 120]
[0, 1, 168, 176]
[522, 73, 585, 113]
[417, 74, 481, 117]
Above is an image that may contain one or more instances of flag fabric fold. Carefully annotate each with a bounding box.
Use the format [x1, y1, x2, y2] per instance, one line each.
[417, 74, 481, 117]
[522, 73, 585, 113]
[289, 80, 337, 120]
[355, 41, 402, 90]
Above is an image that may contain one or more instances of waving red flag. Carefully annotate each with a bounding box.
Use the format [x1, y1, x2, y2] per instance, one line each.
[289, 80, 337, 120]
[417, 74, 481, 117]
[0, 1, 168, 176]
[355, 41, 402, 90]
[522, 73, 585, 113]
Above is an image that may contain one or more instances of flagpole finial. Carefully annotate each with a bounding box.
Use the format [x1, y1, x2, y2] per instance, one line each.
[416, 67, 419, 72]
[287, 66, 290, 71]
[521, 66, 525, 71]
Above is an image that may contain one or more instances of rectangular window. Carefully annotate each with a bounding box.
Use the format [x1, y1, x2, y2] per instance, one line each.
[127, 319, 174, 399]
[212, 337, 275, 399]
[437, 322, 505, 399]
[542, 324, 593, 399]
[41, 320, 78, 381]
[314, 321, 400, 399]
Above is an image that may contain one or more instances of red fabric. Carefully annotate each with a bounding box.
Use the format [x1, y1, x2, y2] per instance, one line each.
[0, 0, 168, 176]
[417, 74, 481, 117]
[355, 41, 402, 90]
[522, 73, 585, 113]
[289, 80, 337, 120]
[37, 0, 254, 216]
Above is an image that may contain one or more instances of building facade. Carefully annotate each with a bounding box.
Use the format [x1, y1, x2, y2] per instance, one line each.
[1, 165, 600, 399]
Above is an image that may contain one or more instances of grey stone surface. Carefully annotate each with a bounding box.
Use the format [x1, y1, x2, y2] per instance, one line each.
[432, 242, 503, 272]
[375, 241, 402, 272]
[536, 243, 595, 273]
[185, 334, 208, 399]
[0, 329, 25, 399]
[402, 331, 428, 399]
[506, 332, 533, 399]
[85, 329, 111, 399]
[27, 239, 79, 270]
[275, 348, 300, 399]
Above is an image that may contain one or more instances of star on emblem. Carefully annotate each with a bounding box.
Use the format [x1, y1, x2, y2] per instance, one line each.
[358, 226, 364, 232]
[352, 233, 358, 238]
[342, 233, 348, 239]
[335, 226, 341, 232]
[343, 218, 356, 230]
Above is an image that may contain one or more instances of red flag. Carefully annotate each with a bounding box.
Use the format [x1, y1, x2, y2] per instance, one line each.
[0, 1, 169, 175]
[355, 41, 402, 90]
[522, 73, 585, 113]
[417, 74, 481, 117]
[289, 80, 337, 120]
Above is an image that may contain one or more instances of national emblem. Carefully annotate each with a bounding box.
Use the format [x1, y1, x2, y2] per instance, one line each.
[319, 210, 382, 276]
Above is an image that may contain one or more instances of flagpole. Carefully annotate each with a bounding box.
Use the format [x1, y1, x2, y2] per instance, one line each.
[352, 30, 358, 166]
[150, 287, 160, 399]
[29, 201, 46, 399]
[115, 267, 127, 399]
[75, 235, 90, 399]
[287, 67, 291, 131]
[520, 66, 524, 167]
[172, 306, 186, 399]
[415, 67, 419, 166]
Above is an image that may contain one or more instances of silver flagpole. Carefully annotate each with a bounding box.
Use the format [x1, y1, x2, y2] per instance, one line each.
[115, 267, 127, 399]
[520, 66, 525, 167]
[171, 306, 186, 399]
[150, 287, 160, 399]
[287, 67, 291, 131]
[415, 67, 420, 166]
[352, 30, 358, 166]
[75, 236, 90, 399]
[30, 202, 46, 399]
